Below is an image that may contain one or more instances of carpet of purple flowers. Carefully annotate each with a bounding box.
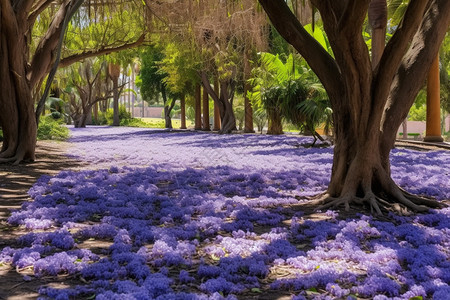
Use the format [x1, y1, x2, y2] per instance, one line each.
[1, 126, 450, 300]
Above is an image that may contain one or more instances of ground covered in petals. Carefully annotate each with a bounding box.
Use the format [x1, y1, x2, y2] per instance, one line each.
[1, 127, 450, 300]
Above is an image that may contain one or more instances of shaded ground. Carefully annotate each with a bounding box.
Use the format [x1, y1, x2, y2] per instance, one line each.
[0, 132, 449, 300]
[0, 141, 85, 300]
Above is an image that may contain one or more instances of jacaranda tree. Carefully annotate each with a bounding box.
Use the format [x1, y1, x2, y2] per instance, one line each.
[258, 0, 450, 213]
[0, 0, 146, 164]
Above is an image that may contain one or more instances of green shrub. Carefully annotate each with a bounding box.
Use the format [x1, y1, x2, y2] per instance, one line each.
[38, 116, 70, 140]
[92, 111, 108, 125]
[120, 118, 153, 128]
[444, 131, 450, 142]
[94, 105, 132, 125]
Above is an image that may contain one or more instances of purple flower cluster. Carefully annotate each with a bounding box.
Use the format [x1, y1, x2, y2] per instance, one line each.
[0, 127, 449, 299]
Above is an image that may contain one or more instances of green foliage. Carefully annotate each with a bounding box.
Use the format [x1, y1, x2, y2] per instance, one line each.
[64, 6, 144, 60]
[304, 24, 331, 53]
[408, 90, 427, 121]
[96, 106, 132, 125]
[444, 131, 450, 142]
[249, 51, 332, 135]
[268, 25, 291, 58]
[440, 32, 450, 114]
[37, 116, 70, 141]
[158, 42, 200, 95]
[120, 118, 154, 128]
[46, 97, 67, 121]
[137, 44, 166, 104]
[408, 105, 427, 121]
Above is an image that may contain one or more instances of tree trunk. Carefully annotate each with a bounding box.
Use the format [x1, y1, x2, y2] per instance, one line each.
[259, 0, 450, 213]
[402, 119, 407, 140]
[368, 0, 387, 69]
[109, 64, 121, 126]
[78, 113, 89, 128]
[180, 94, 187, 129]
[0, 7, 36, 164]
[162, 87, 175, 129]
[200, 72, 237, 134]
[194, 84, 202, 130]
[213, 77, 221, 131]
[131, 63, 136, 118]
[244, 50, 255, 133]
[266, 107, 283, 135]
[93, 102, 99, 124]
[202, 86, 210, 131]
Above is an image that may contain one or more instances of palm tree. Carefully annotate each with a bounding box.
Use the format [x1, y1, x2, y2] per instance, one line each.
[249, 52, 332, 140]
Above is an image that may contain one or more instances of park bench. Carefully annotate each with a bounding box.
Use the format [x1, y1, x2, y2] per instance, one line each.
[398, 132, 422, 140]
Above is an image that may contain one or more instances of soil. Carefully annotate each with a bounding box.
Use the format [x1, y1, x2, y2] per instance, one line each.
[0, 141, 85, 300]
[0, 140, 448, 299]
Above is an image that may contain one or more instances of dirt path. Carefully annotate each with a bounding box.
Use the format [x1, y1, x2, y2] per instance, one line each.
[0, 141, 85, 300]
[0, 141, 84, 222]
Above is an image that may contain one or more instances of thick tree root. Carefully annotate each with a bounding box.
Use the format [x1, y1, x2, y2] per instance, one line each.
[0, 151, 32, 165]
[311, 185, 443, 215]
[399, 187, 444, 208]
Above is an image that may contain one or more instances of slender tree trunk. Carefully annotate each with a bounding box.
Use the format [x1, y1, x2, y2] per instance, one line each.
[194, 84, 202, 130]
[402, 119, 407, 140]
[202, 86, 210, 131]
[131, 63, 136, 118]
[93, 102, 99, 124]
[180, 94, 187, 129]
[112, 78, 119, 126]
[213, 77, 221, 131]
[109, 64, 121, 126]
[162, 86, 174, 129]
[244, 50, 254, 133]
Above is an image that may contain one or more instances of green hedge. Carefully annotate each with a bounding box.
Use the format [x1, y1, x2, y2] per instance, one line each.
[37, 116, 70, 140]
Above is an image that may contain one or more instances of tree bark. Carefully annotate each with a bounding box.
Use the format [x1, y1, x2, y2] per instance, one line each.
[109, 64, 121, 126]
[180, 94, 187, 129]
[213, 77, 221, 131]
[202, 86, 210, 131]
[244, 49, 254, 133]
[0, 1, 36, 164]
[194, 84, 202, 130]
[162, 86, 176, 129]
[259, 0, 450, 213]
[368, 0, 387, 69]
[200, 72, 237, 133]
[266, 106, 283, 135]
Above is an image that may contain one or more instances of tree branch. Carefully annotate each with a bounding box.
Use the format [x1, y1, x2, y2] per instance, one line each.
[258, 0, 343, 105]
[337, 0, 371, 35]
[0, 0, 19, 38]
[28, 1, 72, 88]
[28, 0, 54, 29]
[59, 34, 145, 68]
[200, 71, 221, 105]
[381, 0, 450, 149]
[35, 0, 84, 123]
[373, 0, 430, 112]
